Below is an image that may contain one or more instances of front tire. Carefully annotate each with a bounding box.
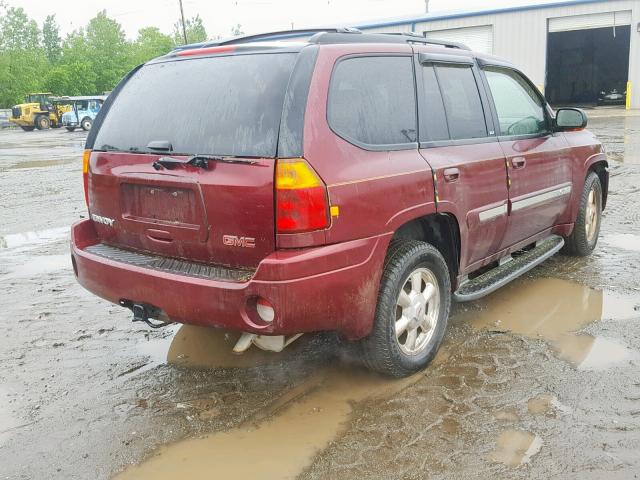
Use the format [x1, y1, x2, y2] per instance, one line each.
[563, 171, 602, 256]
[36, 115, 50, 130]
[65, 127, 76, 132]
[81, 117, 92, 131]
[20, 126, 35, 132]
[360, 240, 451, 377]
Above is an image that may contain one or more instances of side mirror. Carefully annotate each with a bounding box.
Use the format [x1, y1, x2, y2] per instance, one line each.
[555, 108, 588, 131]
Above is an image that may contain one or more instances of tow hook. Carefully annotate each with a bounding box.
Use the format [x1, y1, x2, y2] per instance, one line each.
[119, 299, 173, 329]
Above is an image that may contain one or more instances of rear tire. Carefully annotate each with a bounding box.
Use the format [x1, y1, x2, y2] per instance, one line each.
[36, 115, 50, 130]
[563, 171, 602, 256]
[20, 126, 35, 132]
[360, 239, 451, 377]
[81, 117, 92, 131]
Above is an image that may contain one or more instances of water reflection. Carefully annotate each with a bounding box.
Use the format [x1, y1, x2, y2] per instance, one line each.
[464, 278, 639, 369]
[604, 233, 640, 252]
[490, 429, 543, 466]
[167, 326, 297, 368]
[0, 227, 69, 250]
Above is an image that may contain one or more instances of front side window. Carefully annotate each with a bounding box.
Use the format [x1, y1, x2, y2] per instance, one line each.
[328, 56, 417, 147]
[484, 67, 547, 136]
[434, 65, 488, 140]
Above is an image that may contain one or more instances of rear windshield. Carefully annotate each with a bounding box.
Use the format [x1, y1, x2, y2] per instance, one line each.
[93, 53, 297, 157]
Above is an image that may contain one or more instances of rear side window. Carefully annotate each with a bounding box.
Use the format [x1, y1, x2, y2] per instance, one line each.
[93, 53, 297, 157]
[418, 65, 449, 142]
[483, 67, 547, 136]
[328, 56, 417, 147]
[435, 65, 487, 140]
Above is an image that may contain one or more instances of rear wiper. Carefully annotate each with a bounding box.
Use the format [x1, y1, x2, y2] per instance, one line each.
[98, 144, 120, 151]
[152, 155, 259, 171]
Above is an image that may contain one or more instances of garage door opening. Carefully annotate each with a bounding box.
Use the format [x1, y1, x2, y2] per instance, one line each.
[546, 25, 630, 107]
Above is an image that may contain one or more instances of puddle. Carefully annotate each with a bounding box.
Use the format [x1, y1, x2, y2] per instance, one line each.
[494, 409, 520, 422]
[5, 158, 74, 170]
[551, 335, 636, 371]
[527, 394, 572, 416]
[623, 130, 640, 164]
[134, 325, 313, 372]
[167, 325, 304, 368]
[490, 430, 543, 467]
[113, 367, 422, 480]
[604, 233, 640, 252]
[3, 254, 70, 279]
[464, 278, 639, 369]
[0, 227, 69, 250]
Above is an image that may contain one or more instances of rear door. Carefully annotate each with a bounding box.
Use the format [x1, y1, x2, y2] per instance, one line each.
[480, 66, 573, 249]
[88, 51, 300, 269]
[415, 52, 509, 273]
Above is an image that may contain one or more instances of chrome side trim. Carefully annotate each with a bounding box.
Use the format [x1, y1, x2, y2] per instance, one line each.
[479, 204, 508, 222]
[512, 185, 572, 212]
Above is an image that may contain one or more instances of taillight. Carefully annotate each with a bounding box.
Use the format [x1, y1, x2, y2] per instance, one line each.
[275, 158, 329, 233]
[82, 149, 90, 206]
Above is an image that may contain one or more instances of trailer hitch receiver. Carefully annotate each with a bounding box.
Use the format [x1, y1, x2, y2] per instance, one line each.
[119, 299, 173, 329]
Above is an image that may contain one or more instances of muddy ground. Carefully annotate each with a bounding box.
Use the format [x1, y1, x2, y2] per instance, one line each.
[1, 110, 640, 480]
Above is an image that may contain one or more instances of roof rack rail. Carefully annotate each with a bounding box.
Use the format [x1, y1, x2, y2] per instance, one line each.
[174, 27, 362, 50]
[309, 31, 470, 50]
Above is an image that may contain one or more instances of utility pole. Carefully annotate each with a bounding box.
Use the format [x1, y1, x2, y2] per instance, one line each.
[178, 0, 188, 44]
[425, 0, 430, 13]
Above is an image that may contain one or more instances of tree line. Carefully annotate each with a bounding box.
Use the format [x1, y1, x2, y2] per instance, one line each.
[0, 4, 241, 108]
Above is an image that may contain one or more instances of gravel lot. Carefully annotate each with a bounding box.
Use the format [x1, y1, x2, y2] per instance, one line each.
[1, 111, 639, 479]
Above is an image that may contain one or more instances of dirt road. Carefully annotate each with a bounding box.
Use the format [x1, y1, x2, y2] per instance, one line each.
[1, 112, 639, 479]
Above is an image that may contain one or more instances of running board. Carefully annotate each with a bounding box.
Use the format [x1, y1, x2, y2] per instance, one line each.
[453, 235, 564, 302]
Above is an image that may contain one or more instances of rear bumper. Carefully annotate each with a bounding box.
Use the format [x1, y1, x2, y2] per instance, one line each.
[71, 220, 390, 340]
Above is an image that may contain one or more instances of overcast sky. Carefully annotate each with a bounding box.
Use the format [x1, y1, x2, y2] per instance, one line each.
[11, 0, 572, 39]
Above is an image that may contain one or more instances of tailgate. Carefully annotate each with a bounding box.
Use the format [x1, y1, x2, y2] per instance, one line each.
[89, 152, 275, 269]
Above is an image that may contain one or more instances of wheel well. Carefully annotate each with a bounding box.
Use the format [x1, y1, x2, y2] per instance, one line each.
[589, 160, 609, 209]
[392, 214, 460, 282]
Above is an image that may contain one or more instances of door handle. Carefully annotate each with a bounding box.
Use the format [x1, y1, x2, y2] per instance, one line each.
[146, 229, 173, 244]
[511, 157, 526, 170]
[443, 168, 460, 182]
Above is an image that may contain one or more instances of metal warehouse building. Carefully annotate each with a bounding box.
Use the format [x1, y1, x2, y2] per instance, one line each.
[349, 0, 639, 108]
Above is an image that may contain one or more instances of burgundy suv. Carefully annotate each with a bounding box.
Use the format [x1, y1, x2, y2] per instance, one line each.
[71, 29, 608, 377]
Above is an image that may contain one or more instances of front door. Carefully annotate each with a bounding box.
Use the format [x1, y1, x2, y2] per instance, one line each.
[482, 66, 573, 249]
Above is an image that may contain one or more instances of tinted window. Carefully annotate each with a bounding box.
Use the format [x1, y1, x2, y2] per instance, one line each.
[419, 65, 449, 142]
[328, 56, 417, 146]
[435, 65, 487, 140]
[94, 53, 297, 157]
[484, 68, 547, 136]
